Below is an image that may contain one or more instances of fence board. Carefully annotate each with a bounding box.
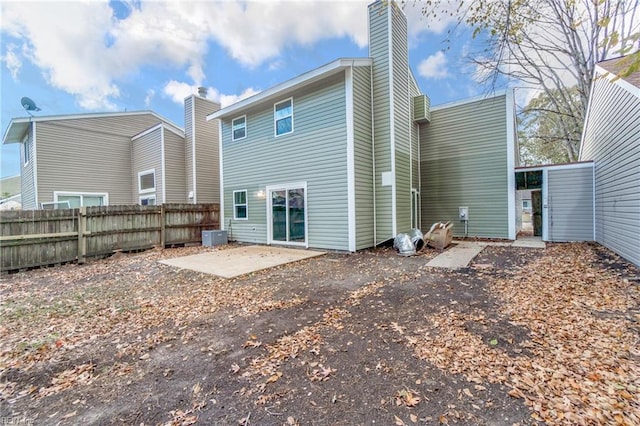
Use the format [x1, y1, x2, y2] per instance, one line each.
[1, 204, 219, 272]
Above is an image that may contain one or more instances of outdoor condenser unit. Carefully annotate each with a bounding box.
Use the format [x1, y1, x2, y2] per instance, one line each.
[202, 230, 228, 246]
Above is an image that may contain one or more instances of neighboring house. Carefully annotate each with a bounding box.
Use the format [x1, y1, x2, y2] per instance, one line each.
[579, 56, 640, 267]
[208, 0, 518, 251]
[0, 175, 21, 210]
[1, 93, 220, 210]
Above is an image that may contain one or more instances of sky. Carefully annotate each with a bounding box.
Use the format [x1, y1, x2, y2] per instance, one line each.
[0, 0, 495, 178]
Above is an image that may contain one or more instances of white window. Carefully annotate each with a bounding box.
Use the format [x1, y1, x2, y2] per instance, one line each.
[23, 137, 31, 165]
[232, 115, 247, 141]
[522, 199, 531, 209]
[54, 192, 108, 208]
[233, 190, 248, 220]
[139, 195, 156, 206]
[40, 201, 70, 210]
[274, 98, 293, 136]
[138, 169, 156, 193]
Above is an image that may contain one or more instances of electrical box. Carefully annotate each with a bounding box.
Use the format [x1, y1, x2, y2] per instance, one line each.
[459, 206, 469, 221]
[202, 230, 227, 246]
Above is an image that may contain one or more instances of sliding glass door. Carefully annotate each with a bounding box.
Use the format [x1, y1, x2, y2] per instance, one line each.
[268, 183, 307, 246]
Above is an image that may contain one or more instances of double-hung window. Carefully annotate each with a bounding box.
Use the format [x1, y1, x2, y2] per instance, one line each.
[233, 190, 248, 220]
[232, 116, 246, 141]
[274, 98, 293, 136]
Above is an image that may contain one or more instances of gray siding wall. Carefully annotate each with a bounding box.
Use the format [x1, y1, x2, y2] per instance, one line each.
[353, 66, 375, 250]
[390, 3, 412, 235]
[132, 128, 162, 204]
[580, 75, 640, 266]
[369, 2, 393, 243]
[20, 126, 36, 209]
[35, 114, 163, 206]
[164, 129, 187, 203]
[547, 166, 594, 242]
[420, 95, 510, 238]
[222, 74, 349, 250]
[185, 97, 195, 200]
[193, 96, 221, 203]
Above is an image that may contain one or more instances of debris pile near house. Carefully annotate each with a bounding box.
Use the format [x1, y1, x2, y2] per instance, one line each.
[393, 228, 425, 256]
[424, 222, 453, 250]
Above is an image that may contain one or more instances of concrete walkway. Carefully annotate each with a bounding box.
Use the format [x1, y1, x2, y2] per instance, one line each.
[426, 238, 545, 269]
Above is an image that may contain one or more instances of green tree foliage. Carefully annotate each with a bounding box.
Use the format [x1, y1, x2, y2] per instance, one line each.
[417, 0, 640, 163]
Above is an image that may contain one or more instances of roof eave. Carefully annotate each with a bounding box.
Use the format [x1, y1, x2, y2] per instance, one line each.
[207, 57, 373, 121]
[2, 118, 31, 145]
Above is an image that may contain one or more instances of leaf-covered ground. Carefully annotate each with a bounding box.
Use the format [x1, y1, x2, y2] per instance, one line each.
[0, 242, 638, 425]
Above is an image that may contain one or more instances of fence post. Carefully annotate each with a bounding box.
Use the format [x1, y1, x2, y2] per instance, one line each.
[160, 204, 166, 248]
[77, 206, 87, 264]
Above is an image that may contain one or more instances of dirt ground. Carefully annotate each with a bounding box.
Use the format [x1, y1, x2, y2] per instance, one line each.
[1, 242, 638, 425]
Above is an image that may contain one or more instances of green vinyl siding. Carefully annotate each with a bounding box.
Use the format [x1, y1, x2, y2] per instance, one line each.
[353, 65, 375, 249]
[222, 73, 349, 250]
[369, 2, 393, 243]
[132, 127, 162, 203]
[390, 3, 411, 234]
[580, 74, 640, 266]
[420, 94, 509, 238]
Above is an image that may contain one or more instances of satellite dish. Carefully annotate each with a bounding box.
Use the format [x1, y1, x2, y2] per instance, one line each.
[21, 97, 41, 113]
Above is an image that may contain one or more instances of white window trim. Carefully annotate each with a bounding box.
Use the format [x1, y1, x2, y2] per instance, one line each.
[40, 201, 71, 210]
[23, 135, 30, 166]
[139, 194, 156, 205]
[266, 181, 308, 248]
[138, 168, 156, 194]
[233, 189, 248, 220]
[231, 115, 247, 141]
[53, 191, 109, 207]
[274, 97, 294, 137]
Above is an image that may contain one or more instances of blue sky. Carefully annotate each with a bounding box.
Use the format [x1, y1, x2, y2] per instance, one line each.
[0, 0, 491, 178]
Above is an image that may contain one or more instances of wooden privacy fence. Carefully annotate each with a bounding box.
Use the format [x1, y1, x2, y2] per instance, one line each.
[0, 203, 219, 272]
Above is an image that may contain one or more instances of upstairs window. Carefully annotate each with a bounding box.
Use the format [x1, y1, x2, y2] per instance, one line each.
[232, 116, 247, 141]
[233, 190, 248, 220]
[138, 169, 156, 193]
[274, 98, 293, 136]
[23, 137, 31, 165]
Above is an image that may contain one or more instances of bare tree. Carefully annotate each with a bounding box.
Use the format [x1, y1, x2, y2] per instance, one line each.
[416, 0, 640, 162]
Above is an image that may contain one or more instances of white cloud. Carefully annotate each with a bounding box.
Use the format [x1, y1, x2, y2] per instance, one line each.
[144, 89, 155, 107]
[163, 81, 260, 108]
[418, 52, 449, 79]
[1, 44, 22, 80]
[0, 1, 372, 111]
[163, 80, 196, 104]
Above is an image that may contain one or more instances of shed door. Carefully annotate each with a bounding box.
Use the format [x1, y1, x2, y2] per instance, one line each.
[546, 167, 594, 242]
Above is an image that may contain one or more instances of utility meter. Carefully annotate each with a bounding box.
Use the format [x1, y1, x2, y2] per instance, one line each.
[459, 206, 469, 221]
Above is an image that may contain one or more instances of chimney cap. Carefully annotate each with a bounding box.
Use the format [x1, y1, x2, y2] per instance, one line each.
[197, 86, 208, 97]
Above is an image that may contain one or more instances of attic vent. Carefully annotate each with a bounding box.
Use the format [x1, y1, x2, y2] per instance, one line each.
[413, 94, 431, 123]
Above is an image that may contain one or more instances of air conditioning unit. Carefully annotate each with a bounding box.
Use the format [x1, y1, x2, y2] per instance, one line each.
[202, 230, 227, 246]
